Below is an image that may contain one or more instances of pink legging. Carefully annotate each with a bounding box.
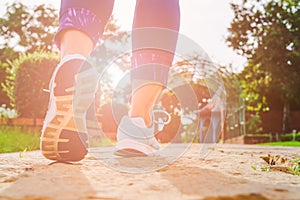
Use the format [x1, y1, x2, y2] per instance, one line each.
[56, 0, 180, 84]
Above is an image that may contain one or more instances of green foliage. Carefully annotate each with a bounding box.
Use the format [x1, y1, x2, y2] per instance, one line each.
[246, 112, 263, 134]
[0, 61, 11, 107]
[90, 137, 116, 147]
[289, 157, 300, 176]
[3, 50, 59, 118]
[257, 154, 300, 175]
[280, 132, 300, 141]
[0, 126, 40, 153]
[260, 166, 270, 172]
[259, 141, 300, 146]
[19, 147, 28, 158]
[239, 63, 269, 113]
[227, 0, 300, 133]
[0, 1, 58, 56]
[0, 2, 58, 106]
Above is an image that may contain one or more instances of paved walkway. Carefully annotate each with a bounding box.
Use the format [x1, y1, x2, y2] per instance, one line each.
[0, 144, 300, 200]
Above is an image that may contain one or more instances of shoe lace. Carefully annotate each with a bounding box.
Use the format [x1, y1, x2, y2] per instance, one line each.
[152, 108, 171, 131]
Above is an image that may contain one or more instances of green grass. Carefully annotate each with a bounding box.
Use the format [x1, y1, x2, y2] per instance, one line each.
[0, 126, 40, 153]
[258, 141, 300, 147]
[90, 137, 116, 147]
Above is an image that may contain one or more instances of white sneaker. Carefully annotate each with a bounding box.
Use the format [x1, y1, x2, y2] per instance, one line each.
[115, 109, 171, 156]
[41, 54, 99, 162]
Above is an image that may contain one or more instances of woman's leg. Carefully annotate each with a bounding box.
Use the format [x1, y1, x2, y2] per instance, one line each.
[41, 0, 115, 162]
[60, 29, 93, 58]
[130, 0, 180, 126]
[56, 0, 115, 58]
[53, 0, 115, 94]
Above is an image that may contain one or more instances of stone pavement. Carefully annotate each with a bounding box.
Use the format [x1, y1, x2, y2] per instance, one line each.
[0, 144, 300, 200]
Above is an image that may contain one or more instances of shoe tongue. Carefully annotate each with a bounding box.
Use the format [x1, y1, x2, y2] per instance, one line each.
[130, 117, 147, 128]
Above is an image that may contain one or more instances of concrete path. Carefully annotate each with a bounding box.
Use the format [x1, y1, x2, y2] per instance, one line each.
[0, 144, 299, 200]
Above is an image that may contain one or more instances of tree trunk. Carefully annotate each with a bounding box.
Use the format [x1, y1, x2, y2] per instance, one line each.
[282, 100, 291, 133]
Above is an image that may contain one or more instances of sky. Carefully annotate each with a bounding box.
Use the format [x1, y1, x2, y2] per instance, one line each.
[0, 0, 247, 72]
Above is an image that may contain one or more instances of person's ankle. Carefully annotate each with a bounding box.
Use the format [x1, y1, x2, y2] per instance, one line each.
[129, 114, 151, 127]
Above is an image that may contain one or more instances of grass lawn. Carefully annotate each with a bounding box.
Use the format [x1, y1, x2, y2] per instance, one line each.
[0, 126, 40, 153]
[259, 141, 300, 147]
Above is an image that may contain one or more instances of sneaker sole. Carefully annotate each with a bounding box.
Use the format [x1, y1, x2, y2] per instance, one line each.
[41, 57, 100, 162]
[115, 139, 159, 157]
[41, 95, 88, 162]
[41, 128, 88, 162]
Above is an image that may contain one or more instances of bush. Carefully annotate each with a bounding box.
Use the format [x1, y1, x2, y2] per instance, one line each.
[3, 50, 59, 118]
[0, 61, 11, 107]
[280, 132, 300, 142]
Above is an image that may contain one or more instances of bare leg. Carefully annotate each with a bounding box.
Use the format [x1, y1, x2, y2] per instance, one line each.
[130, 84, 163, 126]
[129, 0, 180, 127]
[41, 1, 114, 162]
[60, 29, 93, 59]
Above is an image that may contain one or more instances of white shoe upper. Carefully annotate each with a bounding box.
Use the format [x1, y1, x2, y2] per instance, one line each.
[42, 54, 88, 135]
[116, 109, 171, 155]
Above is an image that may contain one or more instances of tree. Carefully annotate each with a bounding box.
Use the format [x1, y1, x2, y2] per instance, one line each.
[237, 61, 270, 133]
[227, 0, 300, 133]
[0, 1, 58, 107]
[0, 1, 58, 56]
